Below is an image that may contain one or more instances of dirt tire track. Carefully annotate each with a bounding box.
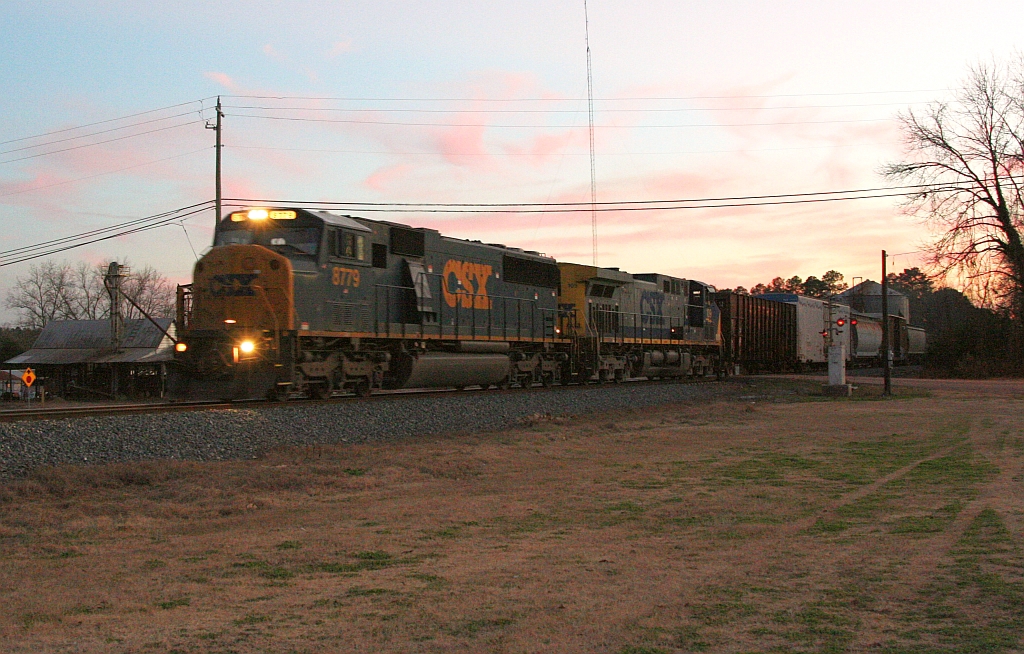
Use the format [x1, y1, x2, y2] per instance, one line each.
[786, 442, 965, 534]
[851, 425, 1024, 650]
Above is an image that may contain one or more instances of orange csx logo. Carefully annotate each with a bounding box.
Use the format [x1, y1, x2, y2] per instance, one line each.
[442, 259, 493, 309]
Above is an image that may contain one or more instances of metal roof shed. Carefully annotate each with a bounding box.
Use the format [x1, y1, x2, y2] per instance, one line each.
[5, 319, 176, 366]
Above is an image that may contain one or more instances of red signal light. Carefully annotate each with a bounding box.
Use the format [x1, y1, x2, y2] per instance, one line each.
[836, 318, 846, 326]
[851, 318, 857, 326]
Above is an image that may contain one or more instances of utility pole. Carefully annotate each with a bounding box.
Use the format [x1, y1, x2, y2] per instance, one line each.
[206, 96, 223, 226]
[881, 250, 892, 396]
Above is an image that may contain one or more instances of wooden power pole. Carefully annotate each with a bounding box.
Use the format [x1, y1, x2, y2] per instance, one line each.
[207, 96, 223, 226]
[881, 250, 892, 396]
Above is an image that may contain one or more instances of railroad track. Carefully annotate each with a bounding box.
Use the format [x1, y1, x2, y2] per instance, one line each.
[0, 376, 724, 423]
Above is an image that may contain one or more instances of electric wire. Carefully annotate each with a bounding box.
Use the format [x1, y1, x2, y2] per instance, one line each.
[224, 142, 895, 156]
[0, 205, 213, 267]
[0, 176, 985, 266]
[223, 113, 888, 129]
[0, 120, 207, 166]
[223, 89, 947, 102]
[223, 178, 986, 210]
[224, 192, 913, 214]
[0, 201, 214, 265]
[221, 101, 927, 113]
[0, 110, 209, 157]
[0, 97, 215, 147]
[0, 148, 211, 198]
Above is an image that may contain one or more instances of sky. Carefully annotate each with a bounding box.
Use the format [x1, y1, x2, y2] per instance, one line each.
[3, 1, 1024, 324]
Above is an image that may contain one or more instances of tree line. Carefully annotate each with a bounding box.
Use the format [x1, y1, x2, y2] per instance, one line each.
[4, 259, 175, 331]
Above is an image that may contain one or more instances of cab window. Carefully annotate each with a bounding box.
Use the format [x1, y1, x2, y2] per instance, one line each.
[331, 230, 366, 261]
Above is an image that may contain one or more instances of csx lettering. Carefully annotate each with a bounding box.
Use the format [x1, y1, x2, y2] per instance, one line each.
[640, 290, 664, 316]
[442, 259, 493, 309]
[209, 273, 258, 297]
[332, 267, 360, 287]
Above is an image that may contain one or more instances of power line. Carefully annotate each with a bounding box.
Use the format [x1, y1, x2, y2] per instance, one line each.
[224, 89, 947, 102]
[0, 110, 207, 157]
[224, 142, 895, 156]
[0, 98, 214, 146]
[224, 112, 888, 129]
[0, 120, 207, 166]
[0, 148, 210, 198]
[222, 101, 926, 114]
[224, 179, 977, 210]
[0, 202, 214, 266]
[223, 192, 913, 214]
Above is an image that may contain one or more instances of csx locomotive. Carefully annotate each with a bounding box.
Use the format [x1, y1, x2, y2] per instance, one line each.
[169, 207, 722, 400]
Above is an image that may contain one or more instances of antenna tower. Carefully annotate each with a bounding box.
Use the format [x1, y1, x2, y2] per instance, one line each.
[584, 0, 598, 266]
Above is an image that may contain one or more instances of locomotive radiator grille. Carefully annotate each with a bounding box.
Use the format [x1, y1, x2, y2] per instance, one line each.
[329, 301, 370, 331]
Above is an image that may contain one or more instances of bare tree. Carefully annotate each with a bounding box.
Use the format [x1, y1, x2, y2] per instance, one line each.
[120, 264, 175, 319]
[4, 261, 80, 329]
[5, 259, 176, 328]
[883, 59, 1024, 319]
[70, 261, 107, 320]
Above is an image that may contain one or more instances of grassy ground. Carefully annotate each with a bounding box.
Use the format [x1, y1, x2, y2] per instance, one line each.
[1, 378, 1022, 653]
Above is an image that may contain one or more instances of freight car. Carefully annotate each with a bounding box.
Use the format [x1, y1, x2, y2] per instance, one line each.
[714, 291, 796, 373]
[169, 207, 722, 400]
[848, 313, 927, 365]
[714, 291, 927, 373]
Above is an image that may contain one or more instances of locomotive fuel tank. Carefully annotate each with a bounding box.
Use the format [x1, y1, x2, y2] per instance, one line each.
[388, 351, 511, 389]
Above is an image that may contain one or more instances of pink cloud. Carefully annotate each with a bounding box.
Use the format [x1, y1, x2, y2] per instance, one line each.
[204, 71, 243, 93]
[363, 164, 413, 192]
[431, 123, 489, 167]
[326, 40, 354, 57]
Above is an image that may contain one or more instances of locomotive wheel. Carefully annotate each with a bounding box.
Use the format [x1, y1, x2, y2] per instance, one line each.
[540, 372, 553, 388]
[310, 383, 331, 400]
[268, 384, 290, 402]
[354, 380, 372, 397]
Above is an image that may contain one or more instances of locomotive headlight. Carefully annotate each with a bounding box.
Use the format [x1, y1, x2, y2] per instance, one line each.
[239, 340, 256, 354]
[175, 342, 188, 353]
[247, 209, 269, 221]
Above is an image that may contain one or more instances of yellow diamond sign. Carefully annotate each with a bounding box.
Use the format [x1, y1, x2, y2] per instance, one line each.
[21, 368, 35, 388]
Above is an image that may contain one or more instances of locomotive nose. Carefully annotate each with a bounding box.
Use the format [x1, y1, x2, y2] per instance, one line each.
[189, 244, 295, 332]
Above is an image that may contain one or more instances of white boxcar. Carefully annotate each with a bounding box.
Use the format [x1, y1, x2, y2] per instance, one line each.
[758, 294, 851, 364]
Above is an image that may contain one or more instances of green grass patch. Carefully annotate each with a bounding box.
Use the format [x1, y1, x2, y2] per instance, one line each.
[888, 508, 1024, 652]
[155, 597, 190, 610]
[346, 586, 392, 597]
[309, 550, 409, 575]
[805, 518, 851, 535]
[231, 559, 294, 579]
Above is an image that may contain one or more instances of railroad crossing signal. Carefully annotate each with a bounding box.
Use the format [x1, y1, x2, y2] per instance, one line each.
[21, 368, 35, 387]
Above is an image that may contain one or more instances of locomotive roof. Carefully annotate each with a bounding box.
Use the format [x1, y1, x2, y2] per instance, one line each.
[307, 211, 372, 232]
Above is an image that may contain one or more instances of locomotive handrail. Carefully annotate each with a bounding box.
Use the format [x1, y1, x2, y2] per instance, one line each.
[590, 306, 711, 344]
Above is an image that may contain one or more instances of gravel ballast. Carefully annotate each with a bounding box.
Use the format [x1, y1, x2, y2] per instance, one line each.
[0, 381, 751, 479]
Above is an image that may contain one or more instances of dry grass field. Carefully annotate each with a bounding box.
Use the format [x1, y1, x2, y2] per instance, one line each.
[1, 378, 1023, 653]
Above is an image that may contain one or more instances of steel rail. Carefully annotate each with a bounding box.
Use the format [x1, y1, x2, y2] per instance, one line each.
[0, 376, 722, 423]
